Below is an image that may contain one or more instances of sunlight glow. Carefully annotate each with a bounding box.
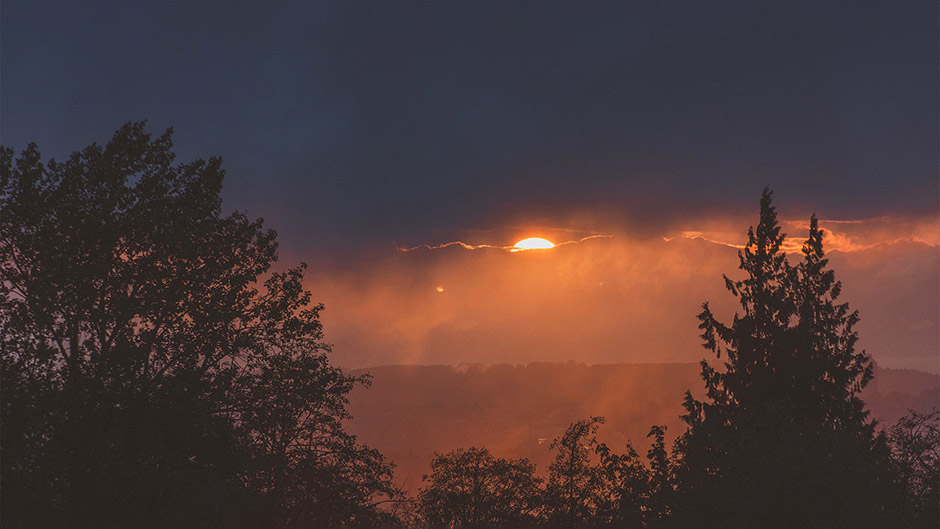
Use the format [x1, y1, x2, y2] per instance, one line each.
[511, 237, 555, 252]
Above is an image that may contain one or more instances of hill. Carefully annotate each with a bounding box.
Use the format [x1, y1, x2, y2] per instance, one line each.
[346, 362, 938, 494]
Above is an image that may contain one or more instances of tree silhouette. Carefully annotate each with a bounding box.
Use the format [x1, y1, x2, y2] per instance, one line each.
[888, 408, 940, 528]
[592, 440, 647, 527]
[591, 424, 671, 528]
[418, 447, 543, 528]
[642, 426, 671, 525]
[0, 123, 401, 528]
[544, 417, 606, 528]
[672, 189, 904, 527]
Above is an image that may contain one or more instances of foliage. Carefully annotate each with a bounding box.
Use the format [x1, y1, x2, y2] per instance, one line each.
[418, 447, 543, 528]
[0, 123, 401, 528]
[414, 417, 673, 529]
[673, 189, 904, 527]
[889, 408, 940, 528]
[543, 418, 670, 528]
[591, 425, 671, 528]
[544, 417, 605, 527]
[592, 440, 646, 527]
[642, 426, 670, 524]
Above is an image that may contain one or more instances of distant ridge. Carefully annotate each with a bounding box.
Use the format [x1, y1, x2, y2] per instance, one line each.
[347, 362, 938, 494]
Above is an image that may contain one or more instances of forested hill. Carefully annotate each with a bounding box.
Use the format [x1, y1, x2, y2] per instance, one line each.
[347, 362, 939, 494]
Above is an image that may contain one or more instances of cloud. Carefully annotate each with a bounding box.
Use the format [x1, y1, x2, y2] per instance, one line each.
[397, 234, 613, 252]
[305, 214, 939, 373]
[663, 215, 940, 254]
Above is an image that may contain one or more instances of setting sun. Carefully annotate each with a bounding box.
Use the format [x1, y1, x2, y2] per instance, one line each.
[511, 237, 555, 252]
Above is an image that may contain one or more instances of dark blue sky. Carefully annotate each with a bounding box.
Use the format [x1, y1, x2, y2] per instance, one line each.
[2, 1, 937, 253]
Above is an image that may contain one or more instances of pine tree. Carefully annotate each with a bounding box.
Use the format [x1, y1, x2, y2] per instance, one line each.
[672, 189, 904, 528]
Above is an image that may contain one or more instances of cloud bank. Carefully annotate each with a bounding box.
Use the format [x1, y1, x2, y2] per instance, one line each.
[303, 214, 939, 373]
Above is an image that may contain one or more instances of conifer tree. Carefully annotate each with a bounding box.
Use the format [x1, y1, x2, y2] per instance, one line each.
[672, 189, 904, 528]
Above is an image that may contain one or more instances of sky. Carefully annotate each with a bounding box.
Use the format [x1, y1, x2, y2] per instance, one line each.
[2, 1, 938, 371]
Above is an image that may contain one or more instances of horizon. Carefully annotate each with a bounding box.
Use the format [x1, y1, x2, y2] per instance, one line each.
[349, 360, 939, 375]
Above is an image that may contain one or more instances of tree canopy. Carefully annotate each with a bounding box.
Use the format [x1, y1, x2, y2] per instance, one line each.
[889, 408, 940, 528]
[418, 447, 543, 528]
[673, 189, 904, 527]
[0, 123, 401, 528]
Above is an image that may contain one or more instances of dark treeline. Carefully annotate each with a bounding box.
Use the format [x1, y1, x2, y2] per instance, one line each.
[1, 125, 937, 528]
[417, 406, 939, 529]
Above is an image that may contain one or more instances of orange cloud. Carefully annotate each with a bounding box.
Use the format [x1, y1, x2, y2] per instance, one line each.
[396, 234, 613, 252]
[664, 215, 939, 254]
[305, 217, 938, 373]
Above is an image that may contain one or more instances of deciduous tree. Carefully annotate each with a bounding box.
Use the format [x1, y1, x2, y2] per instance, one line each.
[545, 417, 605, 528]
[418, 447, 543, 528]
[0, 123, 401, 528]
[889, 408, 940, 528]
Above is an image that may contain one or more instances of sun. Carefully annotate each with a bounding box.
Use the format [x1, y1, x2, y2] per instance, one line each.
[511, 237, 555, 252]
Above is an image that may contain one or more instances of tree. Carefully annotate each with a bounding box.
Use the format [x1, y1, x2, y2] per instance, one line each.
[0, 123, 401, 528]
[592, 425, 671, 528]
[541, 418, 671, 528]
[418, 447, 543, 529]
[545, 417, 606, 528]
[228, 267, 404, 528]
[642, 426, 670, 525]
[888, 408, 940, 528]
[593, 440, 648, 528]
[672, 189, 904, 528]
